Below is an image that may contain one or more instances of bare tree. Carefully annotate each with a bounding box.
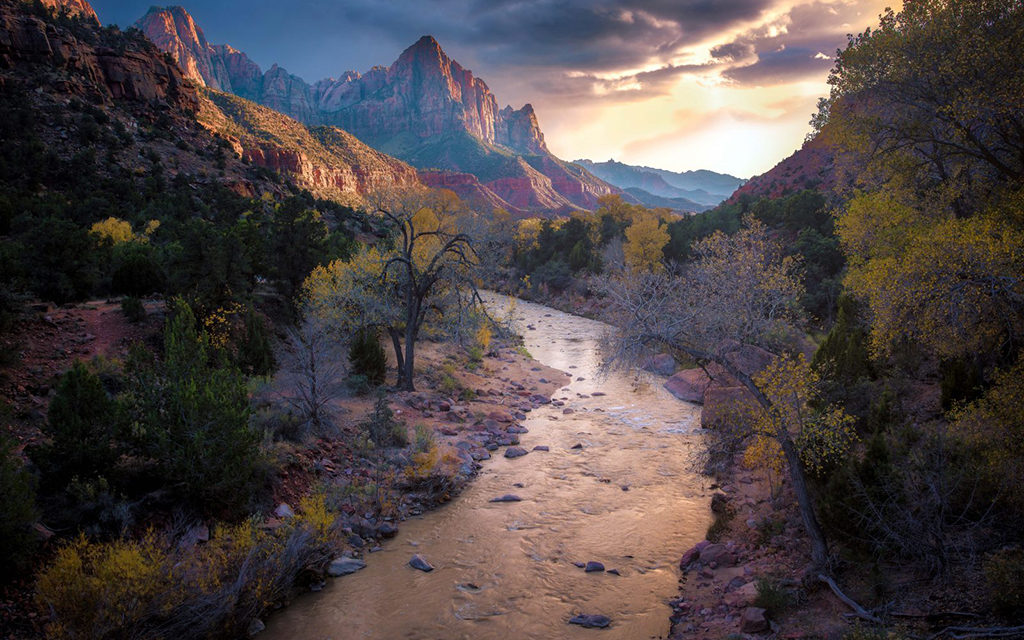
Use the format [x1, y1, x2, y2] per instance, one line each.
[279, 316, 347, 436]
[602, 218, 833, 570]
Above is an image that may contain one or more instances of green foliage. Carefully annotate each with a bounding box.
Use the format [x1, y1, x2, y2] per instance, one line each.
[0, 434, 37, 578]
[515, 215, 601, 277]
[33, 362, 119, 490]
[361, 393, 407, 449]
[814, 295, 874, 383]
[122, 299, 264, 516]
[753, 577, 792, 617]
[110, 243, 163, 297]
[236, 309, 276, 377]
[120, 296, 145, 323]
[413, 423, 434, 454]
[984, 547, 1024, 619]
[348, 327, 387, 385]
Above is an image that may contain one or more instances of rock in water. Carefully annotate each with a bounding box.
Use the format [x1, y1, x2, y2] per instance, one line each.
[504, 446, 528, 458]
[584, 561, 605, 572]
[489, 494, 522, 503]
[569, 614, 611, 628]
[327, 557, 366, 577]
[409, 554, 434, 572]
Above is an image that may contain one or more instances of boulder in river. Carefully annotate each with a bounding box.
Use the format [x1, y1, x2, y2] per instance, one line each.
[489, 494, 522, 503]
[584, 561, 605, 572]
[327, 557, 366, 577]
[409, 554, 434, 572]
[569, 614, 611, 628]
[504, 446, 528, 458]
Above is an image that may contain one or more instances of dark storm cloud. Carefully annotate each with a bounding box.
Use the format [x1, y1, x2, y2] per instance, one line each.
[710, 41, 756, 61]
[723, 46, 832, 84]
[331, 0, 776, 71]
[714, 1, 874, 86]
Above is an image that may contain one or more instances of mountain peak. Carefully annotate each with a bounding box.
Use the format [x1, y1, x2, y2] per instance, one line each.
[412, 35, 441, 51]
[396, 34, 447, 68]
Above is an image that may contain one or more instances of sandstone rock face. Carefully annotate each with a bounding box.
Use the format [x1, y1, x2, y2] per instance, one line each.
[197, 90, 420, 203]
[134, 6, 231, 90]
[0, 6, 197, 113]
[136, 7, 619, 214]
[36, 0, 98, 23]
[418, 169, 518, 215]
[728, 130, 838, 204]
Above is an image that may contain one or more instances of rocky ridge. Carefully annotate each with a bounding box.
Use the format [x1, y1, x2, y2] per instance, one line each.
[136, 6, 619, 215]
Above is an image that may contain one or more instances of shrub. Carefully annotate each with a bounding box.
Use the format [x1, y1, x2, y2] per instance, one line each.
[361, 393, 406, 448]
[0, 434, 37, 578]
[753, 577, 792, 617]
[984, 547, 1024, 619]
[348, 327, 386, 385]
[33, 361, 119, 490]
[120, 296, 145, 322]
[36, 499, 338, 640]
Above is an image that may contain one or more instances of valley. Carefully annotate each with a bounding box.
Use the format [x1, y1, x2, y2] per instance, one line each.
[2, 1, 1023, 640]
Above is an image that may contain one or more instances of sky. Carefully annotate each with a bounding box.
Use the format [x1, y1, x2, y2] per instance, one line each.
[89, 0, 897, 178]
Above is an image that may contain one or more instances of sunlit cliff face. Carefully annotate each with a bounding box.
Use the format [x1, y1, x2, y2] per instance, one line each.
[93, 0, 896, 177]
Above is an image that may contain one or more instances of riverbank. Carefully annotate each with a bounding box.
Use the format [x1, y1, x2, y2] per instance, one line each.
[0, 300, 567, 637]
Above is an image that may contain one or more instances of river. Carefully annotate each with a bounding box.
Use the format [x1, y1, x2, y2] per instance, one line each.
[263, 294, 710, 639]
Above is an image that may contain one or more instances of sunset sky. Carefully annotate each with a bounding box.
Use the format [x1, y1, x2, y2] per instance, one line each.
[91, 0, 897, 178]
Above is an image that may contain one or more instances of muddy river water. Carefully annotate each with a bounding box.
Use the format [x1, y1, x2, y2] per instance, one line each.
[263, 294, 710, 639]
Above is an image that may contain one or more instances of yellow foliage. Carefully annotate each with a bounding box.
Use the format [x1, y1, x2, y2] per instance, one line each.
[202, 302, 245, 351]
[36, 506, 340, 639]
[840, 193, 1024, 358]
[953, 355, 1024, 510]
[475, 323, 492, 353]
[89, 217, 140, 245]
[753, 353, 857, 477]
[515, 218, 543, 251]
[743, 434, 785, 476]
[36, 531, 170, 639]
[623, 215, 669, 273]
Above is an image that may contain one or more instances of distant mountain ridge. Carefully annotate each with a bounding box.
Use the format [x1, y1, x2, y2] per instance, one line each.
[574, 159, 746, 207]
[726, 134, 838, 203]
[136, 6, 618, 215]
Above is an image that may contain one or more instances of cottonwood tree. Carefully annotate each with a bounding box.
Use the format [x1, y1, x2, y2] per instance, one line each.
[623, 214, 670, 273]
[303, 186, 478, 391]
[815, 0, 1024, 361]
[604, 219, 844, 569]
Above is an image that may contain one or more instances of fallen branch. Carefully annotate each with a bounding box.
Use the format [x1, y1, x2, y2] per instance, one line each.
[818, 574, 882, 624]
[928, 624, 1024, 640]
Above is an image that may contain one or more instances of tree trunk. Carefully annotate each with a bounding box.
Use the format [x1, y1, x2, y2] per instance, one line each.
[779, 430, 830, 569]
[388, 328, 405, 388]
[686, 344, 831, 571]
[400, 298, 420, 392]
